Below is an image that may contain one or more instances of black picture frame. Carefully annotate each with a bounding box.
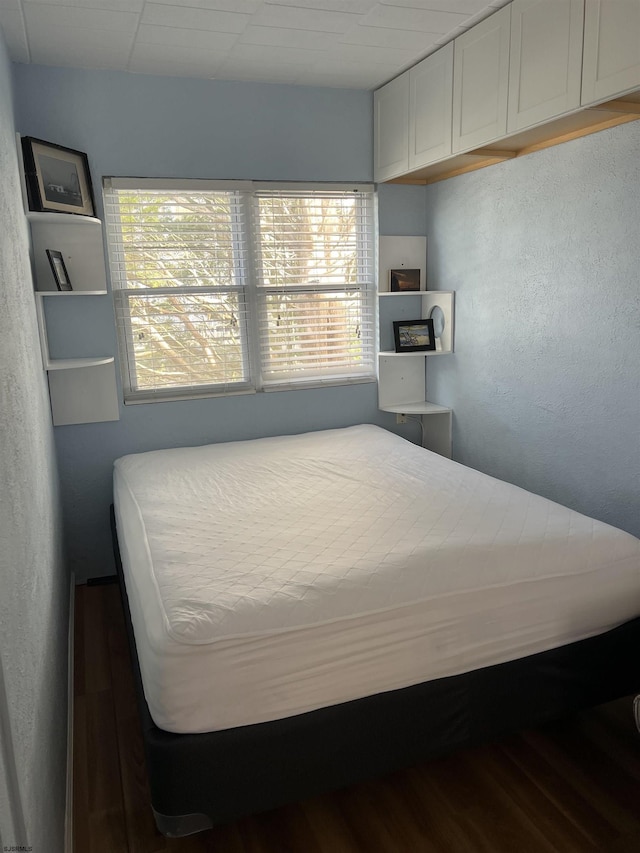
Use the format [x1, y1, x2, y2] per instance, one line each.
[46, 250, 73, 291]
[393, 318, 436, 353]
[21, 136, 95, 217]
[390, 269, 421, 292]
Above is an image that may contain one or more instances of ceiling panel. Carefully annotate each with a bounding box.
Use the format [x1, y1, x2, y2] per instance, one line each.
[361, 6, 468, 33]
[0, 0, 510, 89]
[239, 25, 335, 51]
[266, 0, 379, 12]
[379, 0, 487, 12]
[249, 5, 358, 33]
[339, 24, 446, 51]
[137, 24, 239, 50]
[141, 4, 250, 32]
[23, 2, 140, 31]
[25, 0, 144, 9]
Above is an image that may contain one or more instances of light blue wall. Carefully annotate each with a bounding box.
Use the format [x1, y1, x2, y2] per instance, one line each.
[0, 42, 67, 853]
[13, 64, 427, 581]
[426, 122, 640, 539]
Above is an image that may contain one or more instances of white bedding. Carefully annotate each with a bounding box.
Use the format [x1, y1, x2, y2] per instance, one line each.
[113, 424, 640, 733]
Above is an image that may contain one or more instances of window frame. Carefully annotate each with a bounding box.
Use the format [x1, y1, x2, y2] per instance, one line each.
[104, 178, 377, 404]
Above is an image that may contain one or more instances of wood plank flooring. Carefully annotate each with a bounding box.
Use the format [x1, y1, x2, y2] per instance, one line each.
[74, 583, 640, 852]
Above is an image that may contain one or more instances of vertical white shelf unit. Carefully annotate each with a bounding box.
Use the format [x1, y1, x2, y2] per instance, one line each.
[28, 211, 120, 426]
[378, 236, 454, 458]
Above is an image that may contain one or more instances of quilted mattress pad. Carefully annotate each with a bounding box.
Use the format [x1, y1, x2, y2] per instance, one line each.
[114, 425, 640, 732]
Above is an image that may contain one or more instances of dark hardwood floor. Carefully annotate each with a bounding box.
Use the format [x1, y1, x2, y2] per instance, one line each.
[74, 583, 640, 852]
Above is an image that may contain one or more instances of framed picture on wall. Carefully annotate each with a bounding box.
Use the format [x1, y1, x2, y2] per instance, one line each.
[393, 318, 436, 353]
[390, 268, 421, 292]
[21, 136, 95, 217]
[46, 249, 72, 291]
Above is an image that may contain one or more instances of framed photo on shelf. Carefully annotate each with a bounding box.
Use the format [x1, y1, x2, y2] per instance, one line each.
[46, 249, 72, 291]
[390, 268, 421, 292]
[21, 136, 95, 216]
[393, 318, 436, 353]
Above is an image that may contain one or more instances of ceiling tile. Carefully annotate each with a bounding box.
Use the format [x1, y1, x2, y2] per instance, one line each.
[307, 56, 400, 78]
[129, 40, 227, 68]
[339, 23, 438, 52]
[216, 60, 308, 84]
[0, 8, 29, 62]
[229, 71, 306, 84]
[379, 0, 487, 13]
[137, 23, 239, 50]
[250, 5, 358, 34]
[141, 3, 250, 33]
[22, 2, 139, 32]
[231, 42, 323, 66]
[361, 5, 468, 33]
[295, 65, 392, 88]
[29, 32, 133, 69]
[264, 0, 378, 11]
[27, 22, 135, 49]
[239, 25, 335, 51]
[23, 0, 144, 10]
[128, 56, 221, 77]
[327, 43, 418, 68]
[151, 0, 261, 10]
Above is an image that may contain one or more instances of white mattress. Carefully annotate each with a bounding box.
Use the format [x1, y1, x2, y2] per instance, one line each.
[113, 424, 640, 734]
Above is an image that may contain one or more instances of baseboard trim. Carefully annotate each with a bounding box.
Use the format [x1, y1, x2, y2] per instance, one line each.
[64, 573, 75, 853]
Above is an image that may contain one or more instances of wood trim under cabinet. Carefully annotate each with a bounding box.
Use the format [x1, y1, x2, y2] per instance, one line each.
[389, 97, 640, 185]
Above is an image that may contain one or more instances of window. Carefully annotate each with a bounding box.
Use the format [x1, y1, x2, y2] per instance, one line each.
[103, 179, 376, 403]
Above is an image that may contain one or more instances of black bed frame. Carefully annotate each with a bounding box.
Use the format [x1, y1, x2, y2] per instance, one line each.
[110, 507, 640, 838]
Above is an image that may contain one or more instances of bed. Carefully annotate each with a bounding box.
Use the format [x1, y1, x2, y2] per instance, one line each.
[111, 424, 640, 837]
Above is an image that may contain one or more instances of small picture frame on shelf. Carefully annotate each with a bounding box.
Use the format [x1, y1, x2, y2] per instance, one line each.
[390, 269, 421, 292]
[46, 250, 72, 291]
[21, 136, 95, 217]
[393, 318, 436, 353]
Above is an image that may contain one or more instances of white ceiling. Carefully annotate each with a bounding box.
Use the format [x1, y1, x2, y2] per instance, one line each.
[0, 0, 509, 90]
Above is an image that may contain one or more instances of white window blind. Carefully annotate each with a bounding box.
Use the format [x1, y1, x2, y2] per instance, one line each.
[104, 179, 376, 402]
[254, 189, 376, 388]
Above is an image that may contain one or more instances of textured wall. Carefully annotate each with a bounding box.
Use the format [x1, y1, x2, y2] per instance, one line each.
[426, 121, 640, 538]
[0, 38, 68, 853]
[12, 64, 427, 581]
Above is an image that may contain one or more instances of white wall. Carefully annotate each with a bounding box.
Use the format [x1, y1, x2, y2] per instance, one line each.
[0, 36, 68, 853]
[426, 121, 640, 539]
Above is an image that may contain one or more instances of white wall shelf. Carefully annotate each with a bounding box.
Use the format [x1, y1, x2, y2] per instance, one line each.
[26, 188, 120, 426]
[47, 361, 120, 427]
[45, 357, 115, 371]
[26, 211, 102, 225]
[379, 349, 450, 357]
[377, 245, 455, 458]
[29, 211, 108, 293]
[38, 290, 108, 297]
[380, 401, 451, 416]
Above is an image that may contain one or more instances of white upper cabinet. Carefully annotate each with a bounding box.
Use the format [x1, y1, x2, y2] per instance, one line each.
[374, 71, 410, 182]
[409, 43, 454, 170]
[582, 0, 640, 105]
[507, 0, 584, 133]
[452, 5, 511, 153]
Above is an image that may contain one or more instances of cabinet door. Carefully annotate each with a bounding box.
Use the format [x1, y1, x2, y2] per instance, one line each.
[452, 5, 511, 153]
[508, 0, 584, 133]
[374, 72, 410, 182]
[582, 0, 640, 105]
[409, 43, 453, 169]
